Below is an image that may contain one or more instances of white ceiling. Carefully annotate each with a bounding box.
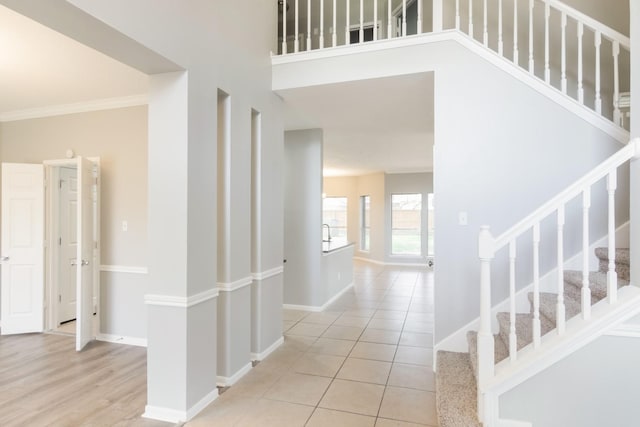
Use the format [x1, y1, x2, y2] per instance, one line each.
[0, 4, 148, 116]
[277, 72, 434, 176]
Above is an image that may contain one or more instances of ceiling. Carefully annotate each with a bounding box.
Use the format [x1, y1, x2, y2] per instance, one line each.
[0, 5, 434, 177]
[277, 72, 434, 176]
[0, 4, 148, 116]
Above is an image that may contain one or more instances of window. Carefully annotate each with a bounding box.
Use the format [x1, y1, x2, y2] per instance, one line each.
[360, 195, 370, 251]
[427, 193, 434, 256]
[391, 193, 422, 255]
[323, 197, 348, 240]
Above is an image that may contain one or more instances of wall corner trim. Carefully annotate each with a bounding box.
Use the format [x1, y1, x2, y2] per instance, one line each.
[216, 362, 253, 387]
[144, 288, 219, 308]
[96, 334, 147, 347]
[251, 336, 284, 361]
[252, 266, 284, 281]
[217, 276, 253, 292]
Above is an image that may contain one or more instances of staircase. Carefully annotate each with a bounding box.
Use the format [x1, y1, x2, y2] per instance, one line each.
[435, 247, 630, 427]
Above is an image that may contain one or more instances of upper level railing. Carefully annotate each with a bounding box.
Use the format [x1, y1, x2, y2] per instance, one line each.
[277, 0, 630, 130]
[475, 137, 640, 421]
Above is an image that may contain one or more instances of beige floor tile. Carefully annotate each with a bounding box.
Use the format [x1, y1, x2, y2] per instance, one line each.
[292, 353, 346, 377]
[387, 364, 435, 391]
[343, 308, 376, 318]
[367, 318, 405, 331]
[235, 398, 314, 427]
[319, 379, 385, 416]
[308, 338, 356, 357]
[402, 319, 434, 333]
[229, 368, 281, 398]
[186, 395, 258, 426]
[303, 312, 342, 325]
[399, 332, 433, 348]
[405, 312, 433, 322]
[360, 328, 401, 345]
[281, 335, 317, 352]
[393, 346, 433, 366]
[283, 309, 309, 322]
[306, 408, 376, 427]
[286, 322, 329, 338]
[377, 302, 411, 311]
[350, 342, 397, 362]
[283, 320, 296, 332]
[375, 418, 431, 427]
[378, 387, 437, 426]
[322, 325, 365, 340]
[373, 310, 407, 320]
[266, 372, 332, 406]
[336, 358, 391, 384]
[334, 315, 371, 327]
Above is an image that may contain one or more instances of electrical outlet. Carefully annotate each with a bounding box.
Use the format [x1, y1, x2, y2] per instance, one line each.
[458, 212, 468, 226]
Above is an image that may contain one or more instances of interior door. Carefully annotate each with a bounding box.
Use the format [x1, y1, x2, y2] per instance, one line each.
[59, 167, 78, 324]
[1, 163, 44, 335]
[76, 157, 94, 351]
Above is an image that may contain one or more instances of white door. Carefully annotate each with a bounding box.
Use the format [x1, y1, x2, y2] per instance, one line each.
[1, 163, 44, 335]
[76, 157, 94, 351]
[58, 167, 78, 324]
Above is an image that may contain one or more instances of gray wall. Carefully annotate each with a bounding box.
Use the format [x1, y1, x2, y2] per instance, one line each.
[0, 106, 149, 339]
[284, 129, 324, 307]
[500, 335, 640, 426]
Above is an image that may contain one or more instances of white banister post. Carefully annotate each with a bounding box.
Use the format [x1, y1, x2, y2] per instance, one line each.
[483, 0, 488, 46]
[560, 12, 567, 93]
[613, 40, 621, 126]
[374, 0, 379, 40]
[528, 0, 534, 73]
[544, 1, 550, 83]
[455, 0, 460, 30]
[320, 0, 325, 48]
[607, 171, 618, 303]
[556, 206, 566, 335]
[388, 0, 392, 39]
[332, 0, 337, 47]
[360, 0, 364, 42]
[282, 0, 287, 54]
[294, 0, 299, 52]
[346, 0, 350, 44]
[469, 0, 474, 38]
[513, 0, 518, 64]
[433, 0, 443, 32]
[582, 188, 592, 320]
[532, 223, 542, 347]
[498, 0, 504, 55]
[417, 0, 423, 34]
[402, 0, 407, 37]
[307, 0, 312, 51]
[577, 21, 584, 104]
[478, 225, 495, 423]
[508, 240, 517, 362]
[595, 31, 602, 114]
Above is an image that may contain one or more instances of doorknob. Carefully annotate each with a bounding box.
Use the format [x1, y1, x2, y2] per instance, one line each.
[1, 256, 9, 262]
[81, 260, 90, 266]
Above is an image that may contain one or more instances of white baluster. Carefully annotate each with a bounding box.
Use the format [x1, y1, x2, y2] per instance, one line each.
[513, 0, 518, 64]
[282, 0, 287, 54]
[509, 240, 517, 362]
[456, 0, 461, 30]
[320, 0, 325, 48]
[556, 206, 566, 335]
[544, 2, 550, 83]
[345, 0, 350, 44]
[577, 21, 584, 104]
[469, 0, 474, 38]
[595, 31, 602, 114]
[532, 223, 541, 348]
[294, 0, 299, 52]
[388, 0, 392, 39]
[528, 0, 534, 73]
[478, 226, 495, 387]
[403, 0, 407, 37]
[417, 0, 423, 34]
[374, 0, 379, 40]
[498, 0, 503, 55]
[607, 171, 618, 303]
[560, 12, 567, 93]
[613, 40, 621, 126]
[332, 0, 337, 47]
[360, 0, 364, 42]
[483, 0, 488, 46]
[307, 0, 312, 50]
[582, 188, 591, 320]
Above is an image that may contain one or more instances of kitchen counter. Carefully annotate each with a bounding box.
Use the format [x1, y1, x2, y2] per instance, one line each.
[322, 238, 355, 254]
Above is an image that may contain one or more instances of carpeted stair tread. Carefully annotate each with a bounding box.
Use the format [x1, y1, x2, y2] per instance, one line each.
[595, 247, 630, 281]
[436, 351, 482, 427]
[564, 270, 629, 301]
[467, 330, 509, 381]
[528, 292, 582, 326]
[497, 311, 555, 350]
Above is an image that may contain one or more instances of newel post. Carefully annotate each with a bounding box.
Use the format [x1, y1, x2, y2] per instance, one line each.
[477, 225, 495, 422]
[433, 0, 443, 32]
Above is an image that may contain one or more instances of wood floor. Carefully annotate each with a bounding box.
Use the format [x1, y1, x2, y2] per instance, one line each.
[0, 333, 172, 427]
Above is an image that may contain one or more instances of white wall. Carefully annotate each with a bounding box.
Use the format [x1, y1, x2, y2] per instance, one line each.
[499, 335, 640, 426]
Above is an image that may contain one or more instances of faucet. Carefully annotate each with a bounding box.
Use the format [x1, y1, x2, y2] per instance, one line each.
[322, 224, 332, 242]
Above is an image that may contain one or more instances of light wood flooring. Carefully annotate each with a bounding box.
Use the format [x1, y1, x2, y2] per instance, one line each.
[0, 333, 173, 427]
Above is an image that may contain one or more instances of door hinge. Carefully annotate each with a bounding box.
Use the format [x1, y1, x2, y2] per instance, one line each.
[59, 179, 63, 189]
[59, 237, 62, 246]
[58, 295, 62, 303]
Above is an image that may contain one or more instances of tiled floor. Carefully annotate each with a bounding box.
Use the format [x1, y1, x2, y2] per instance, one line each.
[187, 260, 435, 427]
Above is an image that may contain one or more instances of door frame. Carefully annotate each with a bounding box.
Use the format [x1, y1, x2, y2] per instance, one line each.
[44, 157, 101, 335]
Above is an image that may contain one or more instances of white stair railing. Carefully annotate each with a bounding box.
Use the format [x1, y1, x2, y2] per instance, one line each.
[476, 138, 640, 422]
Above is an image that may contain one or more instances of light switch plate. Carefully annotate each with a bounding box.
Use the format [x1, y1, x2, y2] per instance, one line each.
[459, 212, 468, 226]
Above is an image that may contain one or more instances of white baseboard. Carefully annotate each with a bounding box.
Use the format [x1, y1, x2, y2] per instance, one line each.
[217, 362, 252, 387]
[353, 256, 428, 268]
[434, 222, 629, 355]
[283, 283, 354, 312]
[97, 333, 147, 347]
[251, 336, 284, 361]
[143, 387, 218, 423]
